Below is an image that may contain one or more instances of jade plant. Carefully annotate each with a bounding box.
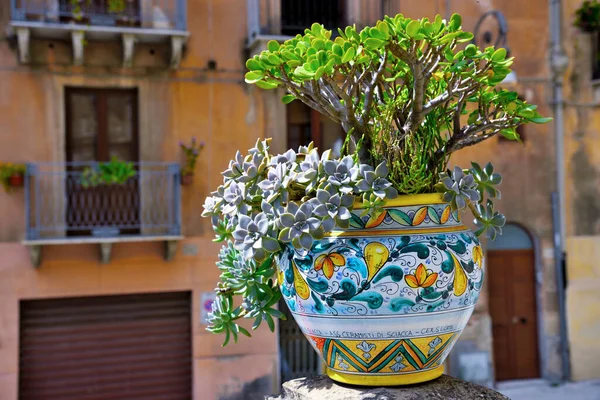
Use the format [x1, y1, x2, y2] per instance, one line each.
[202, 13, 550, 345]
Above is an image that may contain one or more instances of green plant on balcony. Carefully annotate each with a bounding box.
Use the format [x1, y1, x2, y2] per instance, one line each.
[575, 0, 600, 32]
[80, 157, 136, 188]
[70, 0, 127, 21]
[0, 162, 26, 192]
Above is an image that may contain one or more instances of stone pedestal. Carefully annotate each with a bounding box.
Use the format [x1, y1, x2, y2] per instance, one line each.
[267, 375, 509, 400]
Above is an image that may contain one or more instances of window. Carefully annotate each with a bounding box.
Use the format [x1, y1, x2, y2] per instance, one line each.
[280, 0, 344, 36]
[65, 88, 140, 236]
[286, 101, 344, 156]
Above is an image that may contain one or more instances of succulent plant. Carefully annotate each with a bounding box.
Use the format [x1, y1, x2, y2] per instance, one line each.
[221, 181, 249, 216]
[232, 212, 280, 261]
[355, 162, 399, 200]
[278, 202, 324, 250]
[257, 162, 292, 203]
[311, 186, 354, 231]
[470, 162, 502, 200]
[439, 166, 481, 211]
[322, 156, 359, 194]
[474, 200, 506, 240]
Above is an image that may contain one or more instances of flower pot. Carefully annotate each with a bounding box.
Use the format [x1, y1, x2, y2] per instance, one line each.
[180, 173, 194, 186]
[278, 194, 484, 386]
[8, 174, 24, 188]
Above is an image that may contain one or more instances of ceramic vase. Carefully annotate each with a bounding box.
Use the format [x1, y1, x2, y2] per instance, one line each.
[278, 194, 484, 386]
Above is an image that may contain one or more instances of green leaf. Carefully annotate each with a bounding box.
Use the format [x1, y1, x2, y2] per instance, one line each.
[245, 58, 263, 71]
[267, 40, 280, 52]
[255, 80, 278, 90]
[501, 128, 520, 141]
[311, 22, 323, 36]
[388, 209, 412, 226]
[449, 13, 462, 30]
[529, 116, 553, 124]
[457, 31, 474, 42]
[281, 94, 296, 104]
[238, 326, 251, 337]
[406, 20, 421, 38]
[266, 54, 281, 66]
[314, 66, 326, 80]
[332, 43, 343, 57]
[491, 48, 507, 62]
[364, 38, 385, 50]
[377, 21, 390, 37]
[341, 47, 356, 63]
[265, 314, 275, 332]
[244, 71, 263, 84]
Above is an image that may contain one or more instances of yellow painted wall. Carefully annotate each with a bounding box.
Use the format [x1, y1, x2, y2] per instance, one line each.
[565, 237, 600, 381]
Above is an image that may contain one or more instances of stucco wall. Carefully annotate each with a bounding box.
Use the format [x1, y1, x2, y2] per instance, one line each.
[0, 0, 274, 399]
[0, 239, 279, 400]
[562, 0, 600, 381]
[565, 237, 600, 381]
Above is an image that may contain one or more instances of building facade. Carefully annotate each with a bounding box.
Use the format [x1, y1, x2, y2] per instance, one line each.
[0, 0, 598, 399]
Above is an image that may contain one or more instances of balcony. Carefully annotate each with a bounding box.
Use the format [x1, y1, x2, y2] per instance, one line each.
[247, 0, 393, 53]
[9, 0, 188, 67]
[23, 162, 182, 266]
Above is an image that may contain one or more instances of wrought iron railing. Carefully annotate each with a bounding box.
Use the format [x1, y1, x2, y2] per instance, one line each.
[24, 162, 181, 241]
[10, 0, 187, 30]
[247, 0, 395, 43]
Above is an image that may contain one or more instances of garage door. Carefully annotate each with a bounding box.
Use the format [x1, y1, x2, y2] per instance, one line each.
[19, 292, 192, 400]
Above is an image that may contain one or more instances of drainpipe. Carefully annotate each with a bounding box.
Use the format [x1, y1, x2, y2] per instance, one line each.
[548, 0, 570, 382]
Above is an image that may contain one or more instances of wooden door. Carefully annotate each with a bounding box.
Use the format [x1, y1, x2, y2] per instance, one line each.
[488, 249, 540, 381]
[19, 292, 192, 400]
[65, 88, 139, 235]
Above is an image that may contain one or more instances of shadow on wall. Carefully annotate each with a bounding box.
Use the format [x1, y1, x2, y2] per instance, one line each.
[571, 143, 600, 235]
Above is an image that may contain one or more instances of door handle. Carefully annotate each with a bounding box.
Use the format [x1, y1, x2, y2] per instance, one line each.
[512, 316, 528, 324]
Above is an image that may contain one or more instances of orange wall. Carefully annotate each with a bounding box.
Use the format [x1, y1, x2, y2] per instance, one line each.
[0, 239, 278, 399]
[0, 1, 274, 399]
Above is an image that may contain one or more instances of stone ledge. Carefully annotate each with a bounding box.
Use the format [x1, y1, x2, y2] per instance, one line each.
[267, 375, 509, 400]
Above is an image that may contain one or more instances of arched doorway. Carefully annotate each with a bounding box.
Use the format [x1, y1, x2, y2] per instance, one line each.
[487, 223, 541, 381]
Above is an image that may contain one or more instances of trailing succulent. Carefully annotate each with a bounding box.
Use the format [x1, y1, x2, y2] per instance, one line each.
[203, 13, 550, 345]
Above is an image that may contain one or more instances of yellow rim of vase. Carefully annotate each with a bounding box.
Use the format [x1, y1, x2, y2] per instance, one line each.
[352, 193, 445, 209]
[325, 365, 444, 386]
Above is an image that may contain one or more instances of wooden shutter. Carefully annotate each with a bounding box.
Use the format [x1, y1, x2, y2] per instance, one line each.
[19, 292, 192, 400]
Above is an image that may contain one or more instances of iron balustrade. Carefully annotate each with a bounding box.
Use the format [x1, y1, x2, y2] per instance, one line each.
[10, 0, 187, 30]
[24, 162, 181, 241]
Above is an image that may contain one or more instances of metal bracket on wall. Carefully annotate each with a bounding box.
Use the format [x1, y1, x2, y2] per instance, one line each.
[122, 33, 136, 68]
[27, 245, 42, 268]
[170, 36, 186, 69]
[15, 27, 30, 64]
[164, 240, 178, 261]
[99, 243, 112, 264]
[71, 30, 85, 66]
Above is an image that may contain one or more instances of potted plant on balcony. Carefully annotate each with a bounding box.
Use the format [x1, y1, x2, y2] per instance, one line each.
[0, 162, 26, 192]
[202, 13, 550, 386]
[575, 0, 600, 32]
[179, 137, 205, 186]
[80, 157, 137, 237]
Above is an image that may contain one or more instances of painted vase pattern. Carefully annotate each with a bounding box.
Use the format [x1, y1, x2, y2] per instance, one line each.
[277, 195, 484, 385]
